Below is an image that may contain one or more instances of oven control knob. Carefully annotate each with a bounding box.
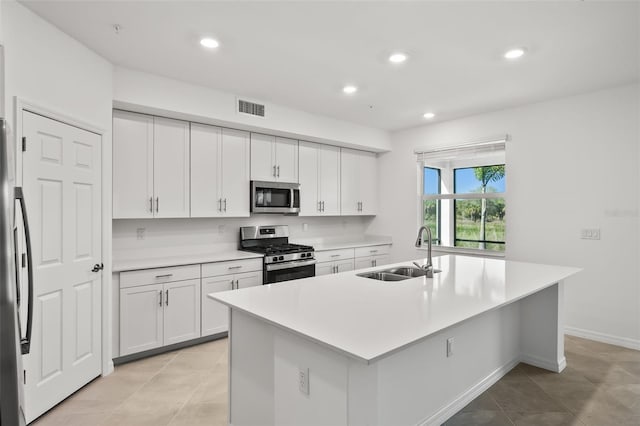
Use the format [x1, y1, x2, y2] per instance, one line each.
[279, 256, 284, 261]
[272, 257, 278, 262]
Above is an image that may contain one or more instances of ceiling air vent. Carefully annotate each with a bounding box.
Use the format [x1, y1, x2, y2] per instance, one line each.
[238, 99, 265, 118]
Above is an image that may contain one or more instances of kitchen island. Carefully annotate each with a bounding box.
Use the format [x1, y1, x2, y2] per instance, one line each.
[210, 255, 580, 426]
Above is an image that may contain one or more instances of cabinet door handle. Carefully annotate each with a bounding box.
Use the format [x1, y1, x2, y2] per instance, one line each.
[218, 198, 222, 212]
[277, 165, 280, 178]
[235, 279, 239, 290]
[165, 289, 169, 306]
[318, 201, 322, 212]
[273, 165, 276, 177]
[156, 197, 159, 213]
[159, 290, 163, 307]
[224, 198, 227, 212]
[149, 197, 153, 213]
[322, 201, 325, 212]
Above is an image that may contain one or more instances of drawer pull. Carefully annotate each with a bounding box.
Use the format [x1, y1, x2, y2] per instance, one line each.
[330, 254, 341, 258]
[155, 274, 173, 279]
[370, 250, 378, 253]
[228, 265, 243, 270]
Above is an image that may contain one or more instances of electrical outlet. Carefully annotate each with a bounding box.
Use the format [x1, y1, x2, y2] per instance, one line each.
[136, 228, 146, 240]
[298, 367, 309, 395]
[580, 228, 601, 240]
[446, 337, 454, 357]
[218, 224, 226, 234]
[302, 223, 308, 232]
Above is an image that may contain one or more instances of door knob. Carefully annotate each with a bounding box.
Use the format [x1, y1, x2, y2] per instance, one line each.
[91, 263, 104, 273]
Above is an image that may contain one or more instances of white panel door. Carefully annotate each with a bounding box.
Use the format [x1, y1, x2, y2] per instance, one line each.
[319, 144, 341, 215]
[221, 128, 250, 217]
[336, 259, 355, 274]
[340, 148, 360, 215]
[22, 111, 102, 422]
[250, 133, 276, 181]
[190, 123, 222, 217]
[316, 262, 334, 276]
[112, 110, 153, 218]
[359, 151, 378, 215]
[119, 284, 163, 356]
[201, 275, 234, 336]
[236, 271, 262, 289]
[274, 137, 298, 183]
[298, 141, 319, 216]
[164, 279, 201, 346]
[153, 117, 190, 218]
[354, 257, 374, 270]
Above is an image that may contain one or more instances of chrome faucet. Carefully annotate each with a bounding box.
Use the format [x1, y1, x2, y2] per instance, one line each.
[414, 225, 435, 277]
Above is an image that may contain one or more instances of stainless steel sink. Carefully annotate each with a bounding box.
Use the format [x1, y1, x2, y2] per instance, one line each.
[385, 266, 441, 277]
[356, 271, 410, 281]
[357, 266, 442, 282]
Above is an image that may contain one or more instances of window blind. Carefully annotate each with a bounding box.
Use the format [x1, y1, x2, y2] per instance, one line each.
[415, 135, 508, 165]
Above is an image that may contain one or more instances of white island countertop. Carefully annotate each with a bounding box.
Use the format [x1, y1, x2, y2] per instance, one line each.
[211, 255, 580, 363]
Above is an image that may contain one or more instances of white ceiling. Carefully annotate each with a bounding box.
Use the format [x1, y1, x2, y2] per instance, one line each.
[21, 1, 639, 131]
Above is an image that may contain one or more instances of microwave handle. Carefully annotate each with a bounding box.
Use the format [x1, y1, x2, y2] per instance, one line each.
[290, 188, 295, 208]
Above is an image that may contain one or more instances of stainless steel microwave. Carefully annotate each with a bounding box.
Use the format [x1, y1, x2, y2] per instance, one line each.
[251, 181, 300, 214]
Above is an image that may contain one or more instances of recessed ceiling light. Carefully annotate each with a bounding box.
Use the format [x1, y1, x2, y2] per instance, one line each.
[504, 48, 525, 60]
[200, 38, 219, 49]
[343, 85, 358, 95]
[423, 112, 435, 119]
[389, 53, 408, 63]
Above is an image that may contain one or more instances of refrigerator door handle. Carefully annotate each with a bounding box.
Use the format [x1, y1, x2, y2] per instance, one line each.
[15, 186, 34, 355]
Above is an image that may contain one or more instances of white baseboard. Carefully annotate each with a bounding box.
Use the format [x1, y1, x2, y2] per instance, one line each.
[565, 326, 640, 351]
[420, 358, 520, 426]
[520, 353, 566, 373]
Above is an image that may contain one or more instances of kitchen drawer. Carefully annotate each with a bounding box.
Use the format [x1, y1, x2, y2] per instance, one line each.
[314, 248, 355, 263]
[202, 258, 263, 278]
[120, 264, 201, 289]
[354, 244, 391, 258]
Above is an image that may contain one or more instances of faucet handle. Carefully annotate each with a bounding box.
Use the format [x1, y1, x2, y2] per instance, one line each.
[413, 261, 425, 270]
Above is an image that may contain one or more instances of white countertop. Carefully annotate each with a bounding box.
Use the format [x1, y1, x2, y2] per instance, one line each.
[291, 235, 392, 251]
[112, 250, 263, 272]
[210, 255, 580, 363]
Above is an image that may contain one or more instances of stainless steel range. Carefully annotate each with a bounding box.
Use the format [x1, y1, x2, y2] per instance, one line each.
[239, 225, 316, 284]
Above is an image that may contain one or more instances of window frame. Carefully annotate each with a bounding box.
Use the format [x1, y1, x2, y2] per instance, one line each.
[452, 164, 506, 250]
[418, 160, 506, 257]
[421, 166, 442, 245]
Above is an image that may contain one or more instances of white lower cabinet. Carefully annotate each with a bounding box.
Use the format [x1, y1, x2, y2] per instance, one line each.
[120, 283, 164, 356]
[201, 261, 263, 337]
[163, 279, 201, 346]
[354, 254, 390, 270]
[120, 278, 201, 356]
[316, 259, 354, 276]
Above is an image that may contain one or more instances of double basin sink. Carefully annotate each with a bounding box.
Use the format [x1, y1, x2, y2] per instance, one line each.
[356, 266, 441, 282]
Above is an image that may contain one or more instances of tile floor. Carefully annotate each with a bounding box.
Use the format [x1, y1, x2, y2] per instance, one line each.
[32, 335, 639, 426]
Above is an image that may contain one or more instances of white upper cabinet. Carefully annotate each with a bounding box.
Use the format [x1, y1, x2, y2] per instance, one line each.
[154, 117, 190, 218]
[113, 111, 190, 218]
[113, 110, 154, 218]
[190, 123, 221, 217]
[250, 133, 298, 183]
[221, 128, 251, 216]
[191, 124, 250, 217]
[340, 148, 378, 216]
[299, 141, 340, 216]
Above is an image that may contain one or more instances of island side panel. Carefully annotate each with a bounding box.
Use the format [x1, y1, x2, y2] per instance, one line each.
[519, 282, 565, 372]
[370, 302, 521, 426]
[229, 310, 275, 426]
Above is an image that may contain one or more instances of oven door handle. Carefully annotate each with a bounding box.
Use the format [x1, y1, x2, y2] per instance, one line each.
[266, 259, 317, 272]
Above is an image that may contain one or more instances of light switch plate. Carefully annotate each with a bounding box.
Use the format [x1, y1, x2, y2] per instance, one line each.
[580, 228, 601, 240]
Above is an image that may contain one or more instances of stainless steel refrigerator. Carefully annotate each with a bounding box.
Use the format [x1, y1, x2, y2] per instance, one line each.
[0, 44, 32, 426]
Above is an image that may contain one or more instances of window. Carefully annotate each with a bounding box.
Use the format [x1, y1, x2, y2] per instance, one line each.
[417, 138, 507, 253]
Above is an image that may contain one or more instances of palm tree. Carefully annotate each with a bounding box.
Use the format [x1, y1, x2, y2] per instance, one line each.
[474, 166, 505, 249]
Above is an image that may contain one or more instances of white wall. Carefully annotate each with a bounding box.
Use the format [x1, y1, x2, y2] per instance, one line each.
[2, 0, 115, 371]
[113, 216, 374, 257]
[113, 67, 391, 152]
[370, 84, 640, 348]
